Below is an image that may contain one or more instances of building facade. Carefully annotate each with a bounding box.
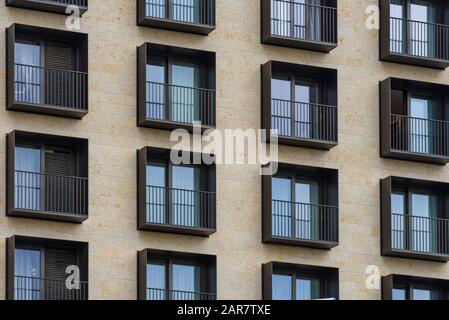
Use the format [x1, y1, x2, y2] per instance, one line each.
[0, 0, 449, 300]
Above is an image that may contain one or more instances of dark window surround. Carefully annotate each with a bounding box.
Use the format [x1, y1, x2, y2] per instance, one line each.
[137, 147, 216, 236]
[6, 0, 88, 15]
[382, 274, 449, 300]
[379, 0, 449, 69]
[262, 60, 338, 150]
[137, 42, 216, 132]
[137, 248, 216, 300]
[6, 23, 89, 119]
[261, 0, 338, 52]
[262, 262, 339, 300]
[6, 130, 89, 223]
[262, 162, 339, 249]
[136, 0, 216, 35]
[6, 235, 89, 300]
[380, 176, 449, 262]
[380, 77, 449, 165]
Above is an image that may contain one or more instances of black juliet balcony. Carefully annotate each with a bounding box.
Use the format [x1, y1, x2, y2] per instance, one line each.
[380, 77, 449, 165]
[6, 24, 88, 119]
[380, 0, 449, 69]
[262, 61, 338, 149]
[381, 176, 449, 262]
[261, 0, 337, 52]
[262, 163, 339, 249]
[6, 130, 89, 223]
[137, 0, 216, 35]
[6, 0, 88, 15]
[6, 235, 89, 300]
[137, 43, 216, 132]
[137, 147, 216, 236]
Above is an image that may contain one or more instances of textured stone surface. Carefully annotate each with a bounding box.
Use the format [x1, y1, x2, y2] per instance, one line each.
[0, 0, 448, 300]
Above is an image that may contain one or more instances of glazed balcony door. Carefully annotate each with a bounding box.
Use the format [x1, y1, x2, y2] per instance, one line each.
[172, 165, 200, 228]
[271, 77, 292, 136]
[295, 80, 318, 140]
[411, 193, 437, 252]
[146, 60, 167, 120]
[172, 0, 200, 23]
[171, 63, 200, 123]
[296, 277, 320, 300]
[409, 96, 434, 154]
[14, 248, 41, 300]
[14, 146, 41, 211]
[14, 41, 41, 104]
[409, 0, 436, 58]
[172, 263, 200, 300]
[272, 274, 293, 300]
[146, 262, 167, 300]
[295, 179, 319, 240]
[146, 162, 167, 224]
[272, 177, 292, 237]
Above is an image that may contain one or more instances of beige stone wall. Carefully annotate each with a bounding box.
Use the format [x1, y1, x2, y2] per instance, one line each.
[0, 0, 448, 300]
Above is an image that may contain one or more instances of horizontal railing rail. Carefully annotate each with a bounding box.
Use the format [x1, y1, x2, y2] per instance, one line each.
[271, 98, 337, 142]
[390, 17, 449, 60]
[145, 0, 215, 26]
[14, 275, 88, 300]
[146, 185, 216, 229]
[392, 213, 449, 255]
[272, 200, 338, 243]
[14, 170, 88, 217]
[390, 114, 449, 157]
[146, 81, 215, 126]
[14, 63, 88, 112]
[147, 287, 216, 300]
[270, 0, 337, 43]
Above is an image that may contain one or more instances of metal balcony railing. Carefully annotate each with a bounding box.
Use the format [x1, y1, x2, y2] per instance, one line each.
[391, 114, 449, 157]
[45, 0, 88, 6]
[390, 17, 449, 60]
[145, 0, 215, 26]
[14, 63, 88, 112]
[272, 200, 338, 243]
[146, 185, 216, 230]
[146, 81, 215, 126]
[271, 99, 337, 143]
[14, 170, 88, 217]
[392, 213, 449, 255]
[270, 0, 337, 43]
[146, 287, 216, 300]
[14, 275, 88, 300]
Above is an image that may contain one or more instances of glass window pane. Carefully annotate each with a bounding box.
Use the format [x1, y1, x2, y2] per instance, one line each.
[411, 193, 437, 252]
[295, 81, 317, 139]
[409, 97, 434, 154]
[146, 62, 166, 120]
[14, 248, 41, 300]
[146, 0, 167, 18]
[172, 263, 200, 300]
[172, 166, 200, 227]
[14, 42, 41, 104]
[412, 288, 432, 300]
[392, 288, 406, 300]
[173, 0, 200, 23]
[146, 262, 166, 300]
[295, 179, 319, 240]
[296, 277, 320, 300]
[391, 192, 406, 250]
[271, 0, 291, 37]
[14, 146, 41, 211]
[410, 1, 434, 57]
[272, 177, 292, 237]
[272, 274, 292, 300]
[171, 64, 200, 123]
[271, 78, 292, 136]
[146, 163, 167, 224]
[390, 0, 404, 53]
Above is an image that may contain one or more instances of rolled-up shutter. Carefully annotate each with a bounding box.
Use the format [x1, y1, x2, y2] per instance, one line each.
[44, 149, 75, 214]
[44, 248, 76, 300]
[44, 42, 74, 108]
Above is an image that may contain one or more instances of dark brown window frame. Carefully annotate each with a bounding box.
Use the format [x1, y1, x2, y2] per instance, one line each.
[137, 147, 216, 236]
[136, 0, 216, 35]
[137, 42, 216, 132]
[137, 248, 216, 300]
[380, 77, 449, 165]
[379, 0, 449, 69]
[262, 162, 339, 249]
[382, 274, 449, 300]
[6, 235, 89, 300]
[262, 262, 339, 300]
[6, 130, 89, 223]
[262, 60, 338, 150]
[261, 0, 338, 52]
[380, 176, 449, 262]
[6, 23, 89, 119]
[6, 0, 88, 15]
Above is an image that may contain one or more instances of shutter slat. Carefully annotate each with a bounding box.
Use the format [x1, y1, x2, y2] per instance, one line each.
[45, 150, 74, 214]
[44, 248, 76, 300]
